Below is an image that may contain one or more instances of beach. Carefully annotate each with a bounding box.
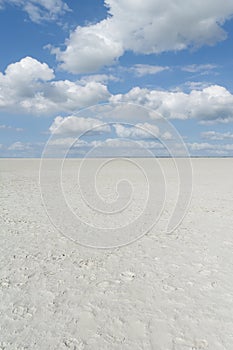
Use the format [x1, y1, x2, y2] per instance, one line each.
[1, 158, 233, 349]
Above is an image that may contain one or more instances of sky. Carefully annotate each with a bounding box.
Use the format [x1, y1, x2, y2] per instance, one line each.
[0, 0, 233, 157]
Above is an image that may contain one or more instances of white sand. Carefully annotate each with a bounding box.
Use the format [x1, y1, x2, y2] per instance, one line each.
[0, 158, 233, 349]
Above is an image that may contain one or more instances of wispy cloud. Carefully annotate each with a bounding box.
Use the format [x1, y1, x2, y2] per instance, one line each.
[79, 74, 120, 84]
[131, 64, 169, 77]
[0, 124, 23, 132]
[181, 64, 217, 73]
[0, 0, 70, 23]
[8, 141, 32, 151]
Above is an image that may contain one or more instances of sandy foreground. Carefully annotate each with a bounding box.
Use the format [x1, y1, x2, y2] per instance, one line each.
[0, 158, 233, 349]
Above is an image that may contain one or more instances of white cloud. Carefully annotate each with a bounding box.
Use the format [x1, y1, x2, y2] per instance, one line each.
[114, 122, 160, 139]
[49, 137, 85, 147]
[4, 56, 55, 82]
[131, 64, 169, 77]
[90, 138, 164, 151]
[49, 116, 111, 135]
[110, 85, 233, 123]
[2, 58, 233, 124]
[162, 131, 173, 140]
[188, 142, 233, 153]
[8, 141, 31, 151]
[0, 124, 23, 131]
[53, 19, 124, 74]
[184, 81, 212, 91]
[188, 142, 215, 151]
[201, 131, 233, 140]
[0, 0, 70, 23]
[54, 0, 233, 73]
[79, 74, 120, 84]
[0, 57, 110, 115]
[46, 136, 167, 158]
[182, 64, 217, 73]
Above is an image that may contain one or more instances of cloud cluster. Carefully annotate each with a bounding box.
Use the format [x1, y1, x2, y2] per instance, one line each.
[1, 58, 233, 125]
[114, 122, 160, 139]
[49, 115, 111, 135]
[201, 131, 233, 140]
[48, 116, 174, 155]
[188, 142, 233, 153]
[0, 57, 110, 115]
[114, 122, 172, 140]
[48, 137, 164, 153]
[110, 85, 233, 123]
[0, 0, 69, 23]
[54, 0, 233, 73]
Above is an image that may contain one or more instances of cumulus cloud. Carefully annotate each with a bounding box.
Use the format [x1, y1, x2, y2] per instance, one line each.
[2, 58, 233, 124]
[0, 0, 70, 23]
[201, 131, 233, 140]
[54, 0, 233, 73]
[114, 122, 160, 139]
[110, 85, 233, 123]
[3, 56, 55, 83]
[113, 122, 172, 140]
[0, 57, 110, 115]
[47, 118, 175, 159]
[52, 19, 124, 73]
[114, 123, 173, 141]
[49, 116, 111, 135]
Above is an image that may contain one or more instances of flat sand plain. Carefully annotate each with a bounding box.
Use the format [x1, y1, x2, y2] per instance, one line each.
[0, 158, 233, 349]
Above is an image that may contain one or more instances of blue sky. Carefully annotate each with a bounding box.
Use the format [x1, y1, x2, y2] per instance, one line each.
[0, 0, 233, 157]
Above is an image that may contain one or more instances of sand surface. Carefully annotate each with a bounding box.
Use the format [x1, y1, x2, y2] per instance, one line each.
[1, 158, 233, 349]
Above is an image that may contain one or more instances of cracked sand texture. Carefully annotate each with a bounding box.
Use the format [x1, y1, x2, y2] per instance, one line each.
[0, 158, 233, 349]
